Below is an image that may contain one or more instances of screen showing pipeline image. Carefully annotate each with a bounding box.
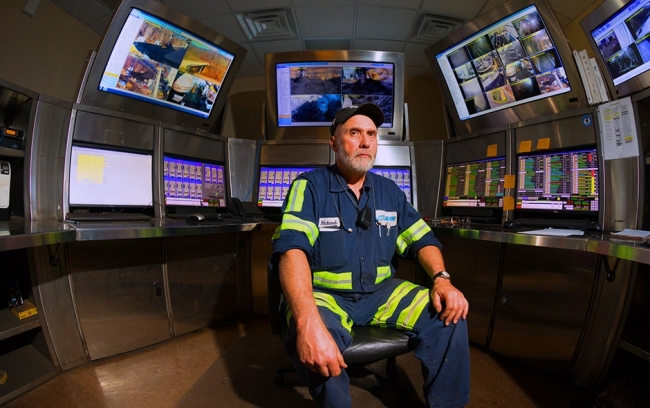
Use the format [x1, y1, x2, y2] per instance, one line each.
[98, 8, 236, 119]
[443, 157, 506, 208]
[163, 156, 227, 207]
[590, 0, 650, 86]
[275, 61, 394, 127]
[517, 148, 599, 212]
[436, 5, 571, 121]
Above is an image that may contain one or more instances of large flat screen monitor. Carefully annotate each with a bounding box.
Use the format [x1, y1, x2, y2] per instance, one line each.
[581, 0, 650, 99]
[369, 167, 413, 204]
[69, 144, 153, 208]
[516, 147, 599, 214]
[442, 157, 506, 218]
[265, 50, 405, 140]
[425, 0, 587, 136]
[257, 166, 317, 208]
[80, 0, 246, 131]
[163, 155, 227, 209]
[275, 61, 395, 128]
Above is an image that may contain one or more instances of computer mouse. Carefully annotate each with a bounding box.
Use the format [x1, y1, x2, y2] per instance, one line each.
[186, 213, 205, 222]
[503, 220, 521, 229]
[582, 222, 603, 232]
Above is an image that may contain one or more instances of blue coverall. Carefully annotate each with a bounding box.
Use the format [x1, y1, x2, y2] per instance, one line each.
[272, 165, 470, 408]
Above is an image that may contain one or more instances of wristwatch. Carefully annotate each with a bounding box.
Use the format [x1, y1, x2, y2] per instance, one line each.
[432, 271, 451, 282]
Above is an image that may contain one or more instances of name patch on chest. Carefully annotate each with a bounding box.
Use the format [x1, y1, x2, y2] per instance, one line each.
[375, 210, 397, 227]
[319, 217, 341, 231]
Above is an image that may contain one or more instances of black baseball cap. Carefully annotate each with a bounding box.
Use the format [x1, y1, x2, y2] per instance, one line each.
[329, 103, 384, 135]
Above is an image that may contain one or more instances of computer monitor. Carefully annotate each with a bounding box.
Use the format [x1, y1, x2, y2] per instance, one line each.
[163, 155, 227, 210]
[257, 166, 316, 208]
[425, 0, 587, 136]
[79, 0, 246, 131]
[442, 157, 506, 215]
[369, 167, 413, 204]
[69, 144, 153, 209]
[516, 147, 599, 214]
[581, 0, 650, 99]
[265, 50, 405, 140]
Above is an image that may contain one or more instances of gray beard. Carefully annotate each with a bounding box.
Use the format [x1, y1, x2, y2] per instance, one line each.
[335, 139, 375, 173]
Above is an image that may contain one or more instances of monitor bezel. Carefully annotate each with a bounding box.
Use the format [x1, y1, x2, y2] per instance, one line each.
[78, 0, 246, 132]
[424, 0, 588, 136]
[442, 156, 507, 210]
[514, 145, 600, 216]
[265, 50, 405, 140]
[580, 0, 650, 100]
[68, 142, 154, 210]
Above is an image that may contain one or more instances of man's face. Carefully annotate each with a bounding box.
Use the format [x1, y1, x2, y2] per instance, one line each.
[330, 114, 378, 174]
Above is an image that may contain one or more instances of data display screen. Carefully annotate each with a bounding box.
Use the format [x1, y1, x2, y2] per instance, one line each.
[369, 167, 413, 204]
[444, 157, 506, 208]
[517, 147, 599, 212]
[163, 156, 227, 207]
[257, 166, 316, 207]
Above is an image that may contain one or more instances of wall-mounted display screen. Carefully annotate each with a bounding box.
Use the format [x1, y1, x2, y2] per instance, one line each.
[69, 145, 153, 207]
[589, 0, 650, 87]
[275, 61, 394, 128]
[98, 8, 236, 119]
[516, 147, 599, 212]
[164, 156, 227, 207]
[369, 167, 412, 204]
[443, 157, 506, 208]
[435, 5, 571, 121]
[257, 166, 316, 207]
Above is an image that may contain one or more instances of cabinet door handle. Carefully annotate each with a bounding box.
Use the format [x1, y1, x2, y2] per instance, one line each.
[154, 281, 162, 297]
[501, 291, 509, 306]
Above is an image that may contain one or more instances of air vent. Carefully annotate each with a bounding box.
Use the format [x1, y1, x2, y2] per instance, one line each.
[236, 9, 298, 41]
[411, 14, 464, 43]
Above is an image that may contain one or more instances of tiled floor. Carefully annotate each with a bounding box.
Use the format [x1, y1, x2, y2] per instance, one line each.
[2, 317, 595, 408]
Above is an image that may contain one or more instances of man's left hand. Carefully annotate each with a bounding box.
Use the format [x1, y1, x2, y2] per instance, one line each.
[430, 280, 469, 326]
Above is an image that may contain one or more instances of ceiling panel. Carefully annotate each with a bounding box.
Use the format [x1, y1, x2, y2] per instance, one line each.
[422, 0, 486, 21]
[295, 5, 356, 38]
[356, 6, 417, 40]
[161, 0, 232, 19]
[200, 14, 247, 44]
[51, 0, 110, 25]
[226, 0, 293, 12]
[354, 39, 405, 52]
[359, 0, 422, 9]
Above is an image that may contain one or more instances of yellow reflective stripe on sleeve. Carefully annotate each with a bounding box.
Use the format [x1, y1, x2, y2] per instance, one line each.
[313, 271, 353, 290]
[285, 179, 307, 212]
[314, 292, 352, 332]
[396, 219, 432, 255]
[370, 281, 418, 328]
[375, 265, 392, 284]
[396, 288, 430, 331]
[273, 213, 319, 246]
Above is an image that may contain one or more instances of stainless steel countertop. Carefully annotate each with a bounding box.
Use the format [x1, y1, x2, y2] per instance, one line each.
[0, 221, 77, 251]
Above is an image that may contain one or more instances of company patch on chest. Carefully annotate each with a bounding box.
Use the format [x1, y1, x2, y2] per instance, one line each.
[319, 217, 341, 231]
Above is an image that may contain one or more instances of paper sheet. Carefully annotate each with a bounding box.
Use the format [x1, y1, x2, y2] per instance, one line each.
[518, 228, 584, 237]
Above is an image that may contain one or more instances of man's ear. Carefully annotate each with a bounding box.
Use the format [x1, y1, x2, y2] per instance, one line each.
[329, 135, 337, 152]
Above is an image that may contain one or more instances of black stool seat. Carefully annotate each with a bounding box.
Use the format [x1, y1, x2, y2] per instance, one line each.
[343, 326, 411, 364]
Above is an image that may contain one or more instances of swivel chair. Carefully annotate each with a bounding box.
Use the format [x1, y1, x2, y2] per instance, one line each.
[267, 254, 413, 385]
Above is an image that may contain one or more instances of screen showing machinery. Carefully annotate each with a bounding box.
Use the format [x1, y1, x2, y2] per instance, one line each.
[69, 145, 153, 207]
[98, 8, 236, 119]
[369, 167, 413, 204]
[516, 147, 599, 212]
[589, 0, 650, 87]
[434, 4, 572, 121]
[164, 155, 227, 208]
[443, 157, 506, 208]
[275, 61, 395, 127]
[257, 166, 317, 207]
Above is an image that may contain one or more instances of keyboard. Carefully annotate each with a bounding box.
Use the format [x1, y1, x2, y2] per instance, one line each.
[516, 218, 590, 229]
[66, 212, 151, 222]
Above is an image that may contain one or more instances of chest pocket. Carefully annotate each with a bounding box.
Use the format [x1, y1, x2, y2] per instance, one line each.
[315, 228, 348, 270]
[376, 210, 398, 263]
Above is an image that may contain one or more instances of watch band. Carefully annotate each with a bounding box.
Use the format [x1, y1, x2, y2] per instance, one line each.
[432, 271, 450, 282]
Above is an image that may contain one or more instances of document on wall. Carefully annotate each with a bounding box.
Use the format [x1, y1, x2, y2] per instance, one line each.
[597, 97, 640, 160]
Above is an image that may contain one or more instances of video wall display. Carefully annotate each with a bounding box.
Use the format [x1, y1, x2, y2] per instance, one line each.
[435, 5, 571, 121]
[590, 0, 650, 86]
[257, 166, 316, 207]
[369, 167, 413, 204]
[98, 8, 236, 119]
[275, 61, 394, 127]
[443, 157, 506, 208]
[163, 156, 227, 207]
[516, 147, 599, 212]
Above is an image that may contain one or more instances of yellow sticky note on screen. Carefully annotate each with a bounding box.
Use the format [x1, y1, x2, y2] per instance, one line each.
[537, 138, 551, 149]
[518, 140, 532, 153]
[503, 196, 515, 211]
[504, 175, 515, 189]
[487, 144, 498, 157]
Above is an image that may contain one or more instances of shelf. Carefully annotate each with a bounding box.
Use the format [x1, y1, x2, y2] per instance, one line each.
[0, 343, 56, 404]
[0, 308, 40, 342]
[0, 147, 23, 159]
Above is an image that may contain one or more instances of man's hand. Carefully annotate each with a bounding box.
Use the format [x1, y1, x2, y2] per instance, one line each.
[430, 279, 469, 326]
[296, 318, 347, 377]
